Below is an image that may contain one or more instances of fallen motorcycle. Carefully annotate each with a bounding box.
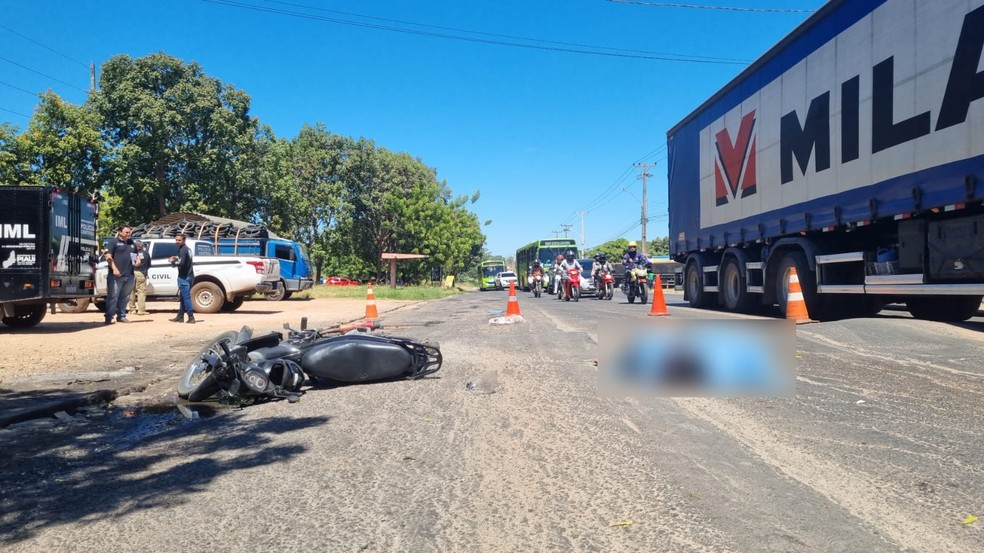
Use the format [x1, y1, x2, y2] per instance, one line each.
[178, 320, 442, 403]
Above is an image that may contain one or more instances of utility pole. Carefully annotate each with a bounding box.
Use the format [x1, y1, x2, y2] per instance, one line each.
[560, 224, 573, 238]
[576, 210, 589, 252]
[89, 62, 96, 92]
[552, 230, 562, 238]
[634, 163, 656, 256]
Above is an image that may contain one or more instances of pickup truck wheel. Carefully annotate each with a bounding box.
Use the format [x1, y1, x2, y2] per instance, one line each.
[93, 299, 106, 313]
[221, 296, 246, 312]
[191, 282, 225, 313]
[906, 295, 982, 322]
[58, 297, 92, 313]
[264, 281, 287, 301]
[1, 304, 47, 328]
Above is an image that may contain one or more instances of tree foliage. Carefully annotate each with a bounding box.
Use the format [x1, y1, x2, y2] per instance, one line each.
[1, 52, 487, 282]
[89, 52, 260, 226]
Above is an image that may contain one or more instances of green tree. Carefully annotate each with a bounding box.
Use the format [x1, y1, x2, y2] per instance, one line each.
[16, 92, 106, 194]
[89, 52, 260, 225]
[0, 122, 27, 184]
[648, 237, 670, 256]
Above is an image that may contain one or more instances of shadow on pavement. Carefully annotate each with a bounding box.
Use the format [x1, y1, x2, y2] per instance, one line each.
[0, 412, 328, 544]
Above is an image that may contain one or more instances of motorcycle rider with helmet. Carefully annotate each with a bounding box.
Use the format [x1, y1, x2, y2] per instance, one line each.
[529, 259, 545, 290]
[559, 250, 583, 300]
[623, 241, 649, 290]
[552, 254, 565, 295]
[592, 253, 614, 288]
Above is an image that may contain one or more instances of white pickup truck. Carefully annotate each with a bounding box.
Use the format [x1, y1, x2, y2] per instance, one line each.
[86, 238, 280, 313]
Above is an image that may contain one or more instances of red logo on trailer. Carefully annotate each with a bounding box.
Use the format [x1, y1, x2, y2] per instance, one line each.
[714, 110, 757, 205]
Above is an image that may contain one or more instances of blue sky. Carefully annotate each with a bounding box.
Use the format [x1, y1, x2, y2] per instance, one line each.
[0, 0, 823, 257]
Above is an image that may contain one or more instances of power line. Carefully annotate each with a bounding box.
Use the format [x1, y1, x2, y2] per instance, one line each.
[202, 0, 750, 65]
[606, 1, 817, 13]
[0, 106, 31, 119]
[0, 23, 89, 67]
[258, 0, 752, 63]
[0, 55, 88, 94]
[0, 79, 38, 96]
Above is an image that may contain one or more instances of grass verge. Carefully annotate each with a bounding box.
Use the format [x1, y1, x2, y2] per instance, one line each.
[297, 284, 468, 301]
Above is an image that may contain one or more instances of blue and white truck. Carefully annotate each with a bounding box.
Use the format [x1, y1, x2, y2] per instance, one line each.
[669, 0, 984, 321]
[213, 235, 314, 300]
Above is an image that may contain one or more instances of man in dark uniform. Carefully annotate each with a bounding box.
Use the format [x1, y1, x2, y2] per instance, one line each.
[104, 226, 135, 324]
[168, 234, 196, 324]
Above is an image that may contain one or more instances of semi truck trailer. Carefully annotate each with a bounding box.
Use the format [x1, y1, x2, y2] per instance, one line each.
[668, 0, 984, 321]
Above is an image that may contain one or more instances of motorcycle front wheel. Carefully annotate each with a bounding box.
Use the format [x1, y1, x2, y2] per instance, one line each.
[606, 283, 614, 300]
[572, 286, 580, 302]
[178, 330, 239, 400]
[639, 284, 648, 305]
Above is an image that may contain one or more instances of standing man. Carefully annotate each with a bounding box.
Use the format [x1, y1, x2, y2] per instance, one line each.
[104, 226, 135, 325]
[128, 239, 150, 316]
[168, 234, 195, 324]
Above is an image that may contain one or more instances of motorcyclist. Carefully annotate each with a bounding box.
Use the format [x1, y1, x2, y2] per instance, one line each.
[559, 250, 583, 300]
[592, 253, 614, 286]
[529, 260, 544, 289]
[623, 241, 649, 290]
[552, 254, 565, 295]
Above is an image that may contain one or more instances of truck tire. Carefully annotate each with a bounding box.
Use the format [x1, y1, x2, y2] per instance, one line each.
[265, 280, 287, 301]
[93, 299, 107, 313]
[721, 257, 756, 313]
[776, 251, 824, 320]
[191, 282, 225, 313]
[685, 261, 715, 308]
[1, 304, 47, 328]
[221, 296, 246, 312]
[906, 295, 982, 322]
[58, 297, 92, 313]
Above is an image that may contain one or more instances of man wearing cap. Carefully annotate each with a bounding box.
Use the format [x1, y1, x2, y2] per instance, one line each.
[128, 239, 150, 316]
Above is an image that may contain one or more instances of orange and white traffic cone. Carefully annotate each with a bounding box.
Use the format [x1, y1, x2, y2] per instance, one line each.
[648, 274, 670, 316]
[785, 267, 816, 324]
[364, 282, 379, 320]
[505, 281, 522, 316]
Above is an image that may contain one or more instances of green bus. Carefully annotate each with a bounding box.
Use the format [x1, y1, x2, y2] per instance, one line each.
[478, 257, 506, 291]
[516, 238, 578, 291]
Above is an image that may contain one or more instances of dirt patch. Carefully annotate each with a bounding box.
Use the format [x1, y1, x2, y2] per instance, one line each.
[0, 296, 416, 383]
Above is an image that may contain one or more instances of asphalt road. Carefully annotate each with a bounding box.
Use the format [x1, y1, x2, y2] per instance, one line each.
[1, 289, 982, 552]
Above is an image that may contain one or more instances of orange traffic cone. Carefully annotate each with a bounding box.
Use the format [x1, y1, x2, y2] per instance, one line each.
[364, 283, 379, 320]
[648, 274, 670, 316]
[785, 267, 815, 324]
[505, 281, 522, 316]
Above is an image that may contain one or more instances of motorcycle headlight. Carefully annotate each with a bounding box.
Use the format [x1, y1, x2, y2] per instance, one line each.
[242, 368, 270, 393]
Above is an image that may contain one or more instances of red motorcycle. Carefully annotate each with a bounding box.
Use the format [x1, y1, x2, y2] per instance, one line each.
[559, 268, 581, 302]
[596, 269, 615, 300]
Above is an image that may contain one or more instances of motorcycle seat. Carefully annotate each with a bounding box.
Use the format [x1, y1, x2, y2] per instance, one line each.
[249, 344, 303, 361]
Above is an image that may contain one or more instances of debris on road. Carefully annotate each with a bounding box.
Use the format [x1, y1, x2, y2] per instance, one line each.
[488, 315, 524, 325]
[962, 514, 977, 525]
[608, 520, 634, 527]
[465, 370, 498, 394]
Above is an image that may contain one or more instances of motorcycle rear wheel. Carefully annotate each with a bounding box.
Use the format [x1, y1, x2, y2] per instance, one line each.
[178, 331, 239, 400]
